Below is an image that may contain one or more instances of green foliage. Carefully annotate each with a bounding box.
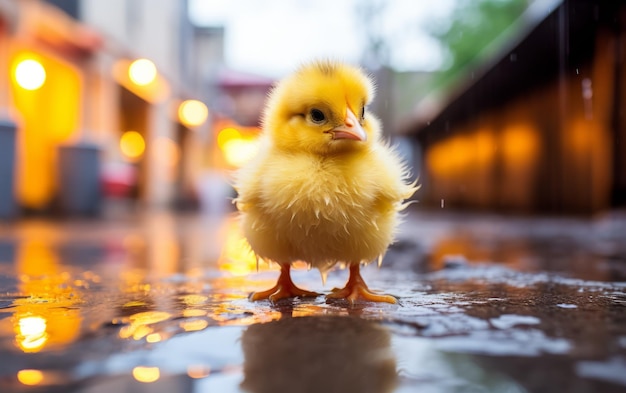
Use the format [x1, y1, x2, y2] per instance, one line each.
[428, 0, 530, 89]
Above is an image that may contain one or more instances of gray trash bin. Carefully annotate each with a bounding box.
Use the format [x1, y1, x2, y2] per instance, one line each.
[57, 144, 102, 216]
[0, 120, 17, 219]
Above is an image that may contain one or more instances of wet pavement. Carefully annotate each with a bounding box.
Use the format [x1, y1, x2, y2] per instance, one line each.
[0, 208, 625, 393]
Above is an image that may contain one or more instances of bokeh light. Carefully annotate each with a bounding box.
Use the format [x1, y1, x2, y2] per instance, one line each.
[17, 369, 44, 386]
[217, 127, 241, 149]
[14, 59, 46, 90]
[132, 366, 161, 383]
[223, 138, 258, 167]
[216, 127, 259, 167]
[128, 59, 157, 86]
[17, 316, 48, 352]
[179, 99, 209, 127]
[120, 131, 146, 161]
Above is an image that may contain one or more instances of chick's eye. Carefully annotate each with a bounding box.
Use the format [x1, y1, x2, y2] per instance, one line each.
[309, 109, 326, 124]
[360, 107, 365, 120]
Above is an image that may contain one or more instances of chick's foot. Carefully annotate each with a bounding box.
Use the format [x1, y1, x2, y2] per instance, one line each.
[249, 264, 319, 302]
[326, 264, 397, 304]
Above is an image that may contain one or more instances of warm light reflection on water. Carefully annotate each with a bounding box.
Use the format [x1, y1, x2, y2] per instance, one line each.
[120, 311, 173, 340]
[132, 366, 161, 383]
[16, 315, 47, 351]
[217, 217, 265, 276]
[7, 238, 84, 353]
[3, 212, 608, 365]
[17, 369, 44, 386]
[0, 213, 527, 359]
[180, 319, 209, 332]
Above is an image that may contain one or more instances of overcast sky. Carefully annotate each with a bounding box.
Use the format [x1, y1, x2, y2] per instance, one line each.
[188, 0, 455, 78]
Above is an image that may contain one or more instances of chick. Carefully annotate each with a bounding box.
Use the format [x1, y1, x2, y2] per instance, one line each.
[234, 60, 416, 304]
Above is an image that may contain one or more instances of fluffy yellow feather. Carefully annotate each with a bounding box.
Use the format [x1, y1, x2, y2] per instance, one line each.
[234, 60, 416, 303]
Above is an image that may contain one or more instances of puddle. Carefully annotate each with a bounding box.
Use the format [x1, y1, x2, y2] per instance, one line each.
[0, 211, 625, 392]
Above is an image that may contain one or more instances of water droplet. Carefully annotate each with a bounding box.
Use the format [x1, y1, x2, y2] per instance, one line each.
[441, 199, 445, 208]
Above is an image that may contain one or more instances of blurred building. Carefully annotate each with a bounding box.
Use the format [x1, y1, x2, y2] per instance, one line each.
[406, 0, 626, 215]
[0, 0, 216, 216]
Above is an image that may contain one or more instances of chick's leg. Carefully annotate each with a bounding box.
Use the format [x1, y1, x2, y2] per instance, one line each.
[326, 264, 396, 304]
[249, 264, 319, 302]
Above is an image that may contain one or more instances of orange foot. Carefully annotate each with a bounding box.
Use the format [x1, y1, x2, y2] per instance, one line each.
[250, 264, 320, 302]
[326, 264, 397, 304]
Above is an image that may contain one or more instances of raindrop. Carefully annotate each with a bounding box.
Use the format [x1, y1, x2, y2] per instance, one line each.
[441, 199, 445, 208]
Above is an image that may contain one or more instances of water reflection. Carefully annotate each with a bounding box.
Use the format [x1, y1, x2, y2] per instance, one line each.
[9, 239, 83, 353]
[0, 212, 624, 392]
[16, 315, 47, 351]
[240, 316, 397, 393]
[132, 366, 161, 383]
[16, 369, 44, 386]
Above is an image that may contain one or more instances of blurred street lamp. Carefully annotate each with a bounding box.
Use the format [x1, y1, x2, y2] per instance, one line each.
[128, 58, 157, 86]
[120, 131, 145, 161]
[216, 126, 259, 167]
[14, 59, 46, 90]
[178, 99, 208, 127]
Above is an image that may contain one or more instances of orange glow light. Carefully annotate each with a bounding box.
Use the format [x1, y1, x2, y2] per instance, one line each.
[132, 366, 160, 383]
[120, 131, 146, 161]
[180, 319, 209, 332]
[146, 333, 162, 343]
[183, 309, 207, 317]
[179, 100, 209, 127]
[129, 59, 157, 86]
[223, 138, 258, 167]
[11, 51, 81, 208]
[129, 311, 172, 325]
[14, 59, 46, 90]
[17, 316, 48, 352]
[17, 369, 44, 386]
[217, 127, 241, 150]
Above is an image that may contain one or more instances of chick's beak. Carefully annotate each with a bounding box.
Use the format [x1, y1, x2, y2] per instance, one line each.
[331, 109, 367, 142]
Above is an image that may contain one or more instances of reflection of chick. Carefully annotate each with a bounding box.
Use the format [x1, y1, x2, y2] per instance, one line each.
[235, 60, 416, 303]
[241, 316, 397, 393]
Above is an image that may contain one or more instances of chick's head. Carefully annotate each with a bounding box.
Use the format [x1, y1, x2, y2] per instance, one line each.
[263, 60, 379, 156]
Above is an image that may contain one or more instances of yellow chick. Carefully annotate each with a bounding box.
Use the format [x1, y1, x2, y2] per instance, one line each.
[234, 60, 416, 304]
